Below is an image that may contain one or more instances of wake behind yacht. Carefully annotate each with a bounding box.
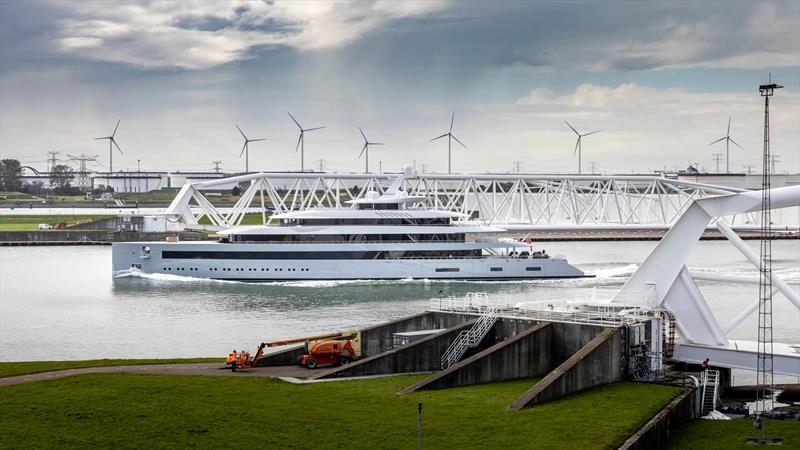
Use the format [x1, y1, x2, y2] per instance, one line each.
[113, 168, 588, 281]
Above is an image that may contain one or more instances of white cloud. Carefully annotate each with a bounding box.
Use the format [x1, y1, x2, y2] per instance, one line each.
[50, 0, 448, 70]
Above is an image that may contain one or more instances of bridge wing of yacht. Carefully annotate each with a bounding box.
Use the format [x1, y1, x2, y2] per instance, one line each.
[164, 170, 759, 231]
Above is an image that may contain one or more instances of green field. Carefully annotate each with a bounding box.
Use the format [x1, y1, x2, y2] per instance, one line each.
[0, 372, 680, 449]
[664, 418, 800, 449]
[197, 212, 271, 226]
[0, 358, 221, 379]
[0, 214, 115, 231]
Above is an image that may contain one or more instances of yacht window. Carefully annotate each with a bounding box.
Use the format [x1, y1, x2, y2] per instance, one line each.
[435, 268, 460, 273]
[526, 266, 542, 271]
[490, 267, 503, 272]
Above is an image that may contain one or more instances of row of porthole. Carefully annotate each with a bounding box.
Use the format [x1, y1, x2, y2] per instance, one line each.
[162, 267, 311, 272]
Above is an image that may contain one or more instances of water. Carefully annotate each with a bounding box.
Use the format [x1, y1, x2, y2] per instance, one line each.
[1, 242, 798, 384]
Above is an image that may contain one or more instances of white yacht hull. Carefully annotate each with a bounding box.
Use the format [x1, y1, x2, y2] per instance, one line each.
[113, 242, 589, 281]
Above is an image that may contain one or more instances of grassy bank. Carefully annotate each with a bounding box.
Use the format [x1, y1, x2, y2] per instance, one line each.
[0, 374, 680, 449]
[0, 214, 115, 231]
[0, 358, 220, 379]
[664, 418, 800, 449]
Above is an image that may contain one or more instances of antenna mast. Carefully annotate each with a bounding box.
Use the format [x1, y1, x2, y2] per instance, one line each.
[751, 76, 782, 445]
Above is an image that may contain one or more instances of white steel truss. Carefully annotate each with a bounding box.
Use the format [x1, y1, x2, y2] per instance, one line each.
[613, 185, 800, 375]
[164, 171, 756, 230]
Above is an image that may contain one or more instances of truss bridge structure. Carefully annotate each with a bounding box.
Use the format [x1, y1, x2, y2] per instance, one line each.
[165, 170, 763, 231]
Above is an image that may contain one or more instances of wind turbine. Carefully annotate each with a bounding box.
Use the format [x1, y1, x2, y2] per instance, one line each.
[235, 125, 265, 173]
[95, 119, 123, 185]
[358, 127, 384, 174]
[564, 121, 600, 174]
[288, 113, 325, 172]
[429, 112, 467, 174]
[708, 117, 743, 174]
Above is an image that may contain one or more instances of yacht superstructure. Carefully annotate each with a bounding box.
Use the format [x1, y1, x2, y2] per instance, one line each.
[112, 169, 588, 281]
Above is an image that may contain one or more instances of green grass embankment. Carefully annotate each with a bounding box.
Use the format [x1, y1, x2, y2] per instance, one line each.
[664, 418, 800, 449]
[0, 358, 220, 378]
[0, 373, 680, 449]
[0, 215, 115, 231]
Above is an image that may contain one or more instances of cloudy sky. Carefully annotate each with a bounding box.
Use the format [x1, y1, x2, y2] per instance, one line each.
[1, 0, 798, 175]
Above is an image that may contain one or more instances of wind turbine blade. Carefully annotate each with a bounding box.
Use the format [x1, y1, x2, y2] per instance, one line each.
[729, 137, 744, 150]
[251, 138, 266, 142]
[573, 138, 580, 156]
[727, 116, 731, 136]
[429, 134, 449, 142]
[359, 127, 367, 142]
[564, 121, 579, 135]
[94, 137, 107, 140]
[708, 137, 726, 146]
[240, 142, 247, 157]
[582, 130, 601, 137]
[295, 134, 303, 153]
[373, 142, 385, 146]
[305, 126, 325, 132]
[451, 134, 467, 149]
[235, 125, 247, 140]
[449, 112, 455, 133]
[112, 139, 123, 155]
[359, 144, 367, 157]
[112, 119, 120, 138]
[288, 112, 302, 129]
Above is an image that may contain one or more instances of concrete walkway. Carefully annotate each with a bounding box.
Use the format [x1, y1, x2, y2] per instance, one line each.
[0, 363, 312, 387]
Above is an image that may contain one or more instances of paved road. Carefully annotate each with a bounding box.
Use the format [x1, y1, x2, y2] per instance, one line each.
[0, 363, 312, 387]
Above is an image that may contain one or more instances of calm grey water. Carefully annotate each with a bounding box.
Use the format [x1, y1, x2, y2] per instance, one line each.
[2, 242, 798, 383]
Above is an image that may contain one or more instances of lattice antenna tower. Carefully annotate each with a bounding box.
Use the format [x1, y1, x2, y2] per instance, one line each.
[67, 153, 99, 190]
[212, 160, 222, 173]
[754, 75, 781, 440]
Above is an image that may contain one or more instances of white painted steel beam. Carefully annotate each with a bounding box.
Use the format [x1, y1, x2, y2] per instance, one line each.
[676, 342, 800, 377]
[162, 170, 761, 230]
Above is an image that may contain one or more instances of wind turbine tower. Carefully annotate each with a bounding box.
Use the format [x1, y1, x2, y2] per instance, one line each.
[430, 112, 467, 174]
[288, 113, 325, 172]
[708, 117, 743, 173]
[564, 121, 600, 174]
[235, 125, 265, 174]
[95, 120, 124, 186]
[358, 127, 385, 173]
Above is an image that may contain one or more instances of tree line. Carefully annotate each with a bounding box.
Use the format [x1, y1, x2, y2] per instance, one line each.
[0, 158, 81, 195]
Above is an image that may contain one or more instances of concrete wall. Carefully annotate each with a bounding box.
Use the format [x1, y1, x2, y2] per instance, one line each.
[312, 319, 478, 380]
[401, 322, 551, 393]
[509, 327, 623, 409]
[618, 389, 695, 450]
[358, 311, 474, 357]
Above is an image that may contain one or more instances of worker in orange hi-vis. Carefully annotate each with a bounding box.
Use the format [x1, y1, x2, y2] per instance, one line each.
[227, 350, 238, 369]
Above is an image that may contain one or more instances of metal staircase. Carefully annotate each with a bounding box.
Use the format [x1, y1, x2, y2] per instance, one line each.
[700, 369, 721, 415]
[441, 305, 498, 369]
